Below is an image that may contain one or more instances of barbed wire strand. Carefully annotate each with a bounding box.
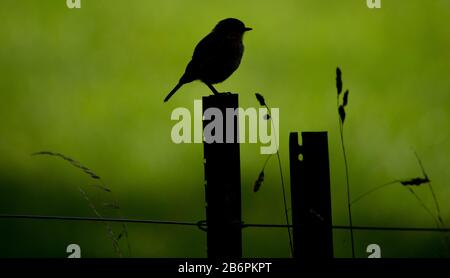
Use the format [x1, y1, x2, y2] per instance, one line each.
[1, 214, 450, 232]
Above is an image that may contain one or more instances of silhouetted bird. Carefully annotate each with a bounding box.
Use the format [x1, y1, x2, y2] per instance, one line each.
[164, 18, 252, 102]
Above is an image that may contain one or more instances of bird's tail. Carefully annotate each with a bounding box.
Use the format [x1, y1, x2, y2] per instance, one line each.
[164, 83, 182, 103]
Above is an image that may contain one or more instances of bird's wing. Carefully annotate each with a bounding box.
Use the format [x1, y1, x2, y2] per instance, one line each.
[180, 33, 220, 83]
[188, 33, 224, 76]
[192, 32, 221, 62]
[180, 32, 226, 84]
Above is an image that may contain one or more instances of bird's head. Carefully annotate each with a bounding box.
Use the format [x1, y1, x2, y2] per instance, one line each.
[213, 18, 252, 38]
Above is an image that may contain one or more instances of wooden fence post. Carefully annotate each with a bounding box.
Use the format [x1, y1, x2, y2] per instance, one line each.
[289, 132, 333, 259]
[203, 94, 242, 258]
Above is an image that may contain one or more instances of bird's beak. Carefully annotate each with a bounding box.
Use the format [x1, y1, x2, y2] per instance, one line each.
[244, 27, 253, 32]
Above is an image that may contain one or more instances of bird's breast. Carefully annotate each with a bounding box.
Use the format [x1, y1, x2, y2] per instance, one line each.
[221, 39, 244, 67]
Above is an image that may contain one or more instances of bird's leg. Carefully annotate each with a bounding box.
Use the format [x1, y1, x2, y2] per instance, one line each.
[206, 83, 220, 95]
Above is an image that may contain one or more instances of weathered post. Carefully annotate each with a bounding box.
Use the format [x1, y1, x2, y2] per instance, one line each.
[289, 132, 333, 259]
[203, 93, 242, 258]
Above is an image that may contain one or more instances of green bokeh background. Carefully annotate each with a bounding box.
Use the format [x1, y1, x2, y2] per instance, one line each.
[1, 0, 449, 258]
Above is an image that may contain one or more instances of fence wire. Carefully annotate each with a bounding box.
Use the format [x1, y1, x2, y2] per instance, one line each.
[1, 214, 449, 232]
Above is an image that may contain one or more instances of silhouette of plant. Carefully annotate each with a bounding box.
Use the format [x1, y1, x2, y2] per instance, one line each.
[351, 151, 449, 255]
[253, 92, 293, 256]
[32, 151, 131, 257]
[336, 67, 355, 258]
[253, 155, 270, 193]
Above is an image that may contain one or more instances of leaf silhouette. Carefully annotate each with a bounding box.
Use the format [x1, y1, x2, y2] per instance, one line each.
[255, 93, 266, 106]
[92, 184, 112, 192]
[253, 170, 265, 192]
[400, 177, 430, 186]
[33, 151, 101, 180]
[338, 105, 346, 123]
[343, 90, 349, 106]
[117, 231, 124, 241]
[336, 67, 343, 95]
[264, 114, 271, 120]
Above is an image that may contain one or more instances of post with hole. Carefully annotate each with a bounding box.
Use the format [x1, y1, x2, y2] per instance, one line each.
[289, 132, 333, 258]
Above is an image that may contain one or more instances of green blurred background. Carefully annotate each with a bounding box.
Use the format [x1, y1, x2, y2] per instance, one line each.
[0, 0, 449, 258]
